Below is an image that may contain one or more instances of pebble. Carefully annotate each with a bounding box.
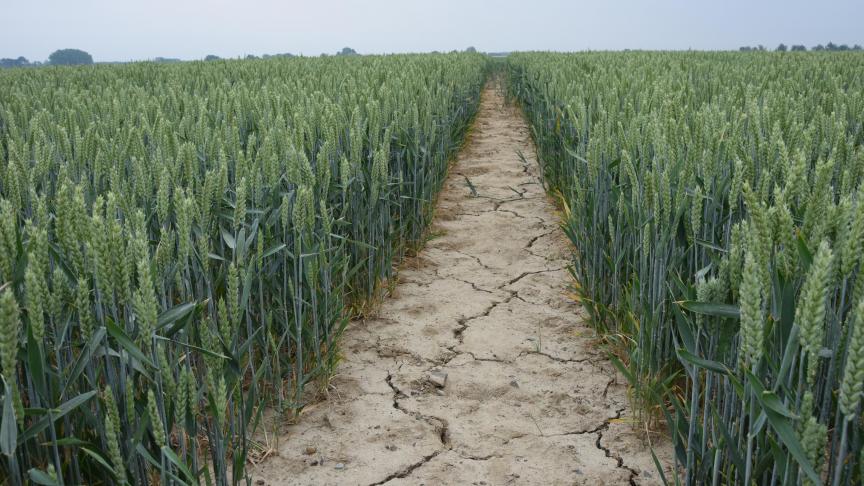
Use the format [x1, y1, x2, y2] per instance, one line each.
[335, 463, 345, 470]
[428, 370, 448, 388]
[509, 380, 519, 387]
[304, 446, 317, 455]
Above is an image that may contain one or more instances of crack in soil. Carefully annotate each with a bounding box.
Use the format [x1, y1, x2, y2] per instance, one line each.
[385, 372, 451, 447]
[516, 349, 594, 365]
[596, 412, 641, 486]
[367, 449, 445, 486]
[502, 266, 569, 288]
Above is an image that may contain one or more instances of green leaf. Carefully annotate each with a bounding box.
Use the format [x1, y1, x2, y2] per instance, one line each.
[796, 233, 813, 270]
[745, 372, 818, 483]
[261, 243, 287, 260]
[1, 381, 17, 457]
[105, 319, 155, 368]
[676, 349, 730, 375]
[677, 300, 740, 319]
[26, 325, 47, 397]
[157, 302, 197, 329]
[28, 468, 61, 485]
[154, 335, 229, 360]
[162, 445, 196, 483]
[62, 327, 106, 396]
[135, 443, 162, 469]
[81, 446, 116, 475]
[44, 437, 90, 447]
[20, 391, 98, 442]
[711, 407, 745, 473]
[221, 228, 236, 250]
[695, 238, 727, 253]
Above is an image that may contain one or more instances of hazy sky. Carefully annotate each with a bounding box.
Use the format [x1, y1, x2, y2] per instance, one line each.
[2, 0, 863, 62]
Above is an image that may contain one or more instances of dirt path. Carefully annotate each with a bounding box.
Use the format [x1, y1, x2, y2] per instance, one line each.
[252, 83, 671, 485]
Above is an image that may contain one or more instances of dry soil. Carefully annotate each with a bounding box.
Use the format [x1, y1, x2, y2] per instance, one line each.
[252, 82, 673, 486]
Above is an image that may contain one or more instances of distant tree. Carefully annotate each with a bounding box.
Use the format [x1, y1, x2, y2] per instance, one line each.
[245, 54, 258, 60]
[791, 45, 807, 51]
[838, 44, 850, 51]
[48, 48, 93, 66]
[813, 44, 825, 51]
[854, 45, 863, 51]
[826, 42, 838, 51]
[739, 46, 753, 52]
[0, 56, 30, 68]
[465, 46, 477, 53]
[204, 54, 221, 61]
[776, 43, 787, 52]
[337, 47, 358, 56]
[757, 45, 766, 51]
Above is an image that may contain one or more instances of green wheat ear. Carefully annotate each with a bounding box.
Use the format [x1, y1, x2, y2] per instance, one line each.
[0, 200, 17, 281]
[797, 241, 834, 383]
[738, 250, 764, 370]
[839, 298, 864, 418]
[0, 288, 23, 426]
[147, 389, 167, 447]
[103, 387, 128, 484]
[24, 265, 46, 341]
[0, 287, 20, 379]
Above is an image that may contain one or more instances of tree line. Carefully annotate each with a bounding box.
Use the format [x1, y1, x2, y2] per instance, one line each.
[740, 42, 863, 52]
[1, 48, 94, 68]
[4, 43, 862, 69]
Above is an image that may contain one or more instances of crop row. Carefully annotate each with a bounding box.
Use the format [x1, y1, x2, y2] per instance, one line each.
[509, 51, 864, 485]
[0, 53, 488, 484]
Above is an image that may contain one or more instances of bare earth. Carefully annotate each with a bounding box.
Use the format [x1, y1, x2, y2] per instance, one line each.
[252, 83, 673, 485]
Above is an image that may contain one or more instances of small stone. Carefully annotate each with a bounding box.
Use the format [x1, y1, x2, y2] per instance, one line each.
[386, 444, 398, 451]
[335, 463, 345, 470]
[435, 389, 445, 396]
[509, 380, 519, 387]
[304, 446, 317, 455]
[310, 460, 318, 466]
[428, 370, 448, 388]
[256, 480, 265, 485]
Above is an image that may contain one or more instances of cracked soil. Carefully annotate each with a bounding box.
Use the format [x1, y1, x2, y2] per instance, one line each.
[251, 82, 673, 485]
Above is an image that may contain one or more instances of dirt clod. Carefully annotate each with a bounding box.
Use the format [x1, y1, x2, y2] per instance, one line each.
[428, 370, 448, 388]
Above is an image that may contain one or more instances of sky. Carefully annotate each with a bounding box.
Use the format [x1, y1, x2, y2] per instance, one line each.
[2, 0, 863, 62]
